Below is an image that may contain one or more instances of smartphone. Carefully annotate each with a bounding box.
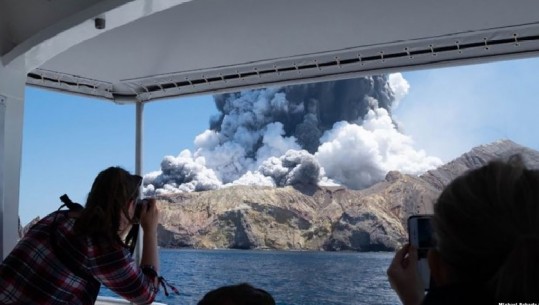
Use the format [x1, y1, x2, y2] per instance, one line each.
[408, 215, 435, 291]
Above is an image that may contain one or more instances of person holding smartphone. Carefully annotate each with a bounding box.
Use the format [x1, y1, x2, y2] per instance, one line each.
[387, 156, 539, 304]
[0, 167, 160, 305]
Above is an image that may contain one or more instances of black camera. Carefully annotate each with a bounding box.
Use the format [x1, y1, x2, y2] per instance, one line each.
[133, 198, 149, 224]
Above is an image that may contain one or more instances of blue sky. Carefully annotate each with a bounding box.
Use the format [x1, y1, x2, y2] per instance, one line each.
[19, 57, 539, 225]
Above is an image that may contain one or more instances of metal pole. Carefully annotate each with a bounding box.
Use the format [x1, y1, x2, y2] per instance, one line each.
[134, 101, 144, 264]
[0, 95, 6, 259]
[135, 101, 144, 176]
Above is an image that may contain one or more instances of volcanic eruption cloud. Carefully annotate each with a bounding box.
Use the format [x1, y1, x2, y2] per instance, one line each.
[143, 74, 442, 195]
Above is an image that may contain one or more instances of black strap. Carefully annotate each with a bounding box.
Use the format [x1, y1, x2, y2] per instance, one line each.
[50, 195, 99, 286]
[59, 194, 84, 211]
[124, 224, 139, 255]
[158, 276, 181, 297]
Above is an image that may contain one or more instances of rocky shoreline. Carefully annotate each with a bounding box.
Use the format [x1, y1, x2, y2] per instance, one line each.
[156, 140, 539, 251]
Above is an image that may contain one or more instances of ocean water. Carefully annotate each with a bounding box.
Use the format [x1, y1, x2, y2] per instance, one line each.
[100, 249, 400, 305]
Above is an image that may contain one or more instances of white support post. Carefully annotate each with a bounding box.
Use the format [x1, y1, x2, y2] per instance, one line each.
[0, 64, 26, 259]
[135, 101, 144, 177]
[134, 101, 144, 264]
[0, 94, 5, 259]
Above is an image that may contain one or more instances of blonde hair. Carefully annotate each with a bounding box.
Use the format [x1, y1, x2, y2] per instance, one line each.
[433, 156, 539, 301]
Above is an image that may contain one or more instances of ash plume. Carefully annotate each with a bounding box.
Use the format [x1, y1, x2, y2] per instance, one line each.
[144, 74, 441, 195]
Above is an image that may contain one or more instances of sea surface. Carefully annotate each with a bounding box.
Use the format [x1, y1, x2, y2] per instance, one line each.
[99, 249, 400, 305]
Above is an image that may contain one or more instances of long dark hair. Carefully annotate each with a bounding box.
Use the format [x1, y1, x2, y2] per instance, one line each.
[74, 167, 141, 246]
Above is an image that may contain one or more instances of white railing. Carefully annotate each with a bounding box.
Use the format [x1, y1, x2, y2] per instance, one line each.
[95, 296, 167, 305]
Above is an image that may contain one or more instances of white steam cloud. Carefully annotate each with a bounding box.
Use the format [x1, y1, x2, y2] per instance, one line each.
[316, 107, 441, 189]
[388, 73, 410, 107]
[143, 73, 442, 195]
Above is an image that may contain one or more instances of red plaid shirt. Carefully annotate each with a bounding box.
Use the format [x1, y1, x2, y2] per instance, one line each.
[0, 211, 158, 305]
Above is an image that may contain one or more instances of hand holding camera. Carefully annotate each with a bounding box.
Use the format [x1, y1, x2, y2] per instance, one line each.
[408, 215, 435, 291]
[387, 215, 434, 305]
[387, 244, 424, 305]
[134, 198, 159, 232]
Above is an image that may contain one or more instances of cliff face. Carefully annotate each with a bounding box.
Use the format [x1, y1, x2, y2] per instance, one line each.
[157, 184, 408, 251]
[156, 140, 539, 251]
[155, 171, 440, 251]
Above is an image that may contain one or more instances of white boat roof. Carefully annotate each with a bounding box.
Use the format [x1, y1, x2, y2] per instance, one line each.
[3, 0, 539, 103]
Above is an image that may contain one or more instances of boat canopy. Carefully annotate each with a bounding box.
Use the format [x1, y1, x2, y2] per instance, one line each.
[2, 0, 539, 257]
[3, 0, 539, 103]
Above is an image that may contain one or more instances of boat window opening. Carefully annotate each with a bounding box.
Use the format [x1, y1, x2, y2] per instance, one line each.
[14, 56, 539, 305]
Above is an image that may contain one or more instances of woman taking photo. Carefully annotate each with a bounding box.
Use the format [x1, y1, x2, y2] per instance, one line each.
[0, 166, 160, 305]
